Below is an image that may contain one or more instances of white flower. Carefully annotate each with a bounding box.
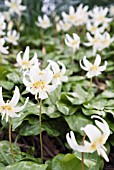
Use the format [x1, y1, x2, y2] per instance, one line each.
[75, 4, 89, 26]
[66, 115, 110, 162]
[36, 14, 52, 29]
[0, 38, 9, 54]
[86, 21, 105, 35]
[98, 32, 114, 51]
[80, 54, 107, 78]
[89, 6, 112, 28]
[0, 86, 29, 122]
[23, 65, 56, 100]
[47, 60, 68, 86]
[62, 6, 77, 26]
[5, 0, 26, 16]
[84, 32, 101, 55]
[16, 46, 39, 71]
[65, 33, 80, 52]
[5, 30, 20, 45]
[59, 20, 71, 32]
[0, 14, 6, 36]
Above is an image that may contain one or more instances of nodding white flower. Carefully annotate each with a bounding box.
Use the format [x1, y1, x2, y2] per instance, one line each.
[5, 0, 26, 16]
[0, 86, 29, 123]
[0, 14, 6, 36]
[2, 11, 11, 22]
[86, 21, 105, 35]
[36, 15, 52, 29]
[0, 38, 9, 54]
[75, 4, 89, 26]
[98, 32, 114, 51]
[47, 60, 68, 86]
[65, 33, 80, 52]
[84, 32, 101, 55]
[66, 115, 110, 162]
[89, 6, 112, 28]
[5, 30, 20, 46]
[59, 20, 71, 32]
[110, 5, 114, 17]
[62, 6, 77, 26]
[16, 46, 39, 71]
[23, 65, 56, 100]
[80, 54, 107, 78]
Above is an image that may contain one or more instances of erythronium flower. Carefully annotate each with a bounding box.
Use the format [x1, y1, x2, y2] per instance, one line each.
[84, 32, 101, 55]
[62, 6, 77, 26]
[75, 4, 89, 26]
[86, 21, 105, 35]
[16, 46, 38, 71]
[23, 64, 56, 100]
[59, 20, 71, 32]
[5, 30, 20, 45]
[47, 60, 68, 86]
[89, 6, 112, 29]
[65, 33, 80, 52]
[36, 14, 52, 29]
[66, 115, 110, 162]
[80, 54, 107, 78]
[5, 0, 26, 16]
[0, 38, 9, 54]
[98, 32, 114, 51]
[0, 86, 29, 123]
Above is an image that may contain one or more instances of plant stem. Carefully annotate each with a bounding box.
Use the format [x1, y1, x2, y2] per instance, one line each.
[39, 98, 43, 163]
[88, 77, 92, 96]
[72, 49, 75, 64]
[82, 134, 86, 170]
[9, 117, 15, 163]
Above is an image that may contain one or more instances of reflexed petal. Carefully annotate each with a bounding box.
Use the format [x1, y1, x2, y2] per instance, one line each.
[48, 60, 60, 74]
[86, 32, 93, 42]
[58, 61, 66, 75]
[94, 54, 101, 66]
[99, 147, 109, 162]
[86, 71, 95, 78]
[23, 46, 29, 61]
[66, 34, 73, 42]
[81, 124, 102, 143]
[69, 6, 75, 15]
[29, 65, 40, 82]
[98, 61, 107, 72]
[14, 97, 29, 112]
[45, 84, 56, 93]
[9, 86, 20, 106]
[0, 87, 5, 105]
[61, 76, 68, 82]
[83, 56, 92, 68]
[43, 69, 53, 84]
[80, 60, 89, 71]
[23, 77, 32, 87]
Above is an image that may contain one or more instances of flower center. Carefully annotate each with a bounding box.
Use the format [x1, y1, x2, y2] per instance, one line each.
[11, 2, 17, 9]
[98, 15, 105, 22]
[89, 65, 98, 72]
[2, 105, 12, 111]
[53, 72, 61, 78]
[71, 40, 79, 46]
[91, 26, 97, 32]
[32, 81, 45, 89]
[22, 61, 30, 67]
[69, 15, 76, 21]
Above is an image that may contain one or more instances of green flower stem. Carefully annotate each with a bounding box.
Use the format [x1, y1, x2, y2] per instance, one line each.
[9, 117, 15, 163]
[39, 98, 43, 163]
[82, 134, 86, 170]
[88, 77, 92, 96]
[72, 49, 75, 64]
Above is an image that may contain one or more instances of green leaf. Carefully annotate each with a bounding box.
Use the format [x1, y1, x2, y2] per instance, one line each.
[65, 113, 92, 135]
[52, 154, 65, 170]
[0, 161, 48, 170]
[61, 154, 88, 170]
[0, 81, 14, 90]
[7, 73, 20, 83]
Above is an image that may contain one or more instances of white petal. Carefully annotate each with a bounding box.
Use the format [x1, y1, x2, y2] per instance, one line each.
[80, 60, 89, 71]
[98, 61, 107, 72]
[9, 86, 20, 107]
[99, 147, 109, 162]
[48, 60, 60, 74]
[0, 87, 5, 105]
[83, 56, 92, 68]
[94, 54, 101, 66]
[23, 46, 30, 61]
[14, 97, 29, 112]
[39, 89, 48, 100]
[58, 61, 66, 75]
[81, 124, 102, 143]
